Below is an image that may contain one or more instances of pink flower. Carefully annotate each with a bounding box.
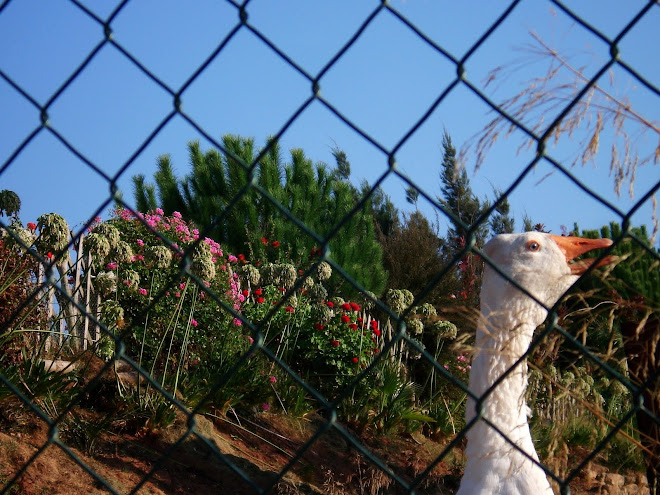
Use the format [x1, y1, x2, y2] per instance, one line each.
[155, 208, 164, 216]
[173, 211, 182, 219]
[228, 255, 238, 263]
[269, 376, 277, 383]
[190, 319, 198, 327]
[179, 282, 186, 290]
[138, 288, 148, 296]
[247, 336, 254, 345]
[262, 403, 270, 411]
[106, 262, 117, 270]
[137, 239, 144, 246]
[233, 318, 242, 327]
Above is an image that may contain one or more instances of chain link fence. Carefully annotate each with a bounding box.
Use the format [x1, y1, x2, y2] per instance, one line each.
[1, 1, 659, 494]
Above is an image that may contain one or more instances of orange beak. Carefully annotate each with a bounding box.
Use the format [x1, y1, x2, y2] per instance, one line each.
[549, 235, 616, 275]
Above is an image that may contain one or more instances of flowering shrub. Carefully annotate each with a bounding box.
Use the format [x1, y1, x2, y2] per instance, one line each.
[230, 248, 385, 394]
[87, 207, 245, 378]
[295, 299, 380, 390]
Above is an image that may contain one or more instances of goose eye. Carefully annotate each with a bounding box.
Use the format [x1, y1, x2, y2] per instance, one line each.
[526, 240, 541, 252]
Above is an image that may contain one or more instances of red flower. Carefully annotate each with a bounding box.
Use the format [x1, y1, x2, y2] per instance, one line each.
[349, 323, 358, 331]
[238, 254, 245, 261]
[272, 241, 280, 248]
[314, 323, 324, 330]
[256, 297, 265, 304]
[260, 237, 268, 245]
[285, 306, 294, 313]
[370, 320, 378, 329]
[326, 301, 334, 308]
[341, 314, 350, 323]
[255, 288, 263, 296]
[279, 287, 286, 293]
[27, 222, 37, 231]
[341, 303, 351, 311]
[46, 252, 53, 260]
[242, 290, 249, 297]
[349, 302, 361, 312]
[329, 339, 340, 347]
[352, 357, 359, 364]
[373, 328, 381, 337]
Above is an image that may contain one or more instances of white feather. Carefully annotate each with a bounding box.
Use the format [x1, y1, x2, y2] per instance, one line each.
[457, 233, 580, 495]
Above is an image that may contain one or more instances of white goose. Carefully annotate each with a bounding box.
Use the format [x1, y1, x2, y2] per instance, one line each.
[456, 233, 613, 495]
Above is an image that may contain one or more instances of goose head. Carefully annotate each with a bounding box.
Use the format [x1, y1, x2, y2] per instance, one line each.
[480, 233, 614, 320]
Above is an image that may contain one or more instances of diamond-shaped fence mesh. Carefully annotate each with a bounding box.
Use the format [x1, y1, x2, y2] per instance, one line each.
[1, 1, 659, 494]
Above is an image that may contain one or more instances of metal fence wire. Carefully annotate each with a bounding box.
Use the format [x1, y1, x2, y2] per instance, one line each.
[1, 1, 659, 494]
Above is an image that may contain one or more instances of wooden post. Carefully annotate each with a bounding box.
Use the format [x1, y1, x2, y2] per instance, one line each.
[74, 233, 85, 350]
[83, 249, 94, 347]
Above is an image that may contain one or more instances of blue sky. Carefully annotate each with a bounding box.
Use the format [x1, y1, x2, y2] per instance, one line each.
[1, 0, 659, 246]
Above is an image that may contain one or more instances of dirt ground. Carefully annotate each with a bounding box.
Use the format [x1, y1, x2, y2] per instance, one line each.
[0, 405, 650, 495]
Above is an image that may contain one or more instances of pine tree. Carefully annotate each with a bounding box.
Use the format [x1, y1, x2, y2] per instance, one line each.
[438, 131, 490, 249]
[489, 188, 515, 234]
[369, 185, 399, 238]
[132, 136, 387, 295]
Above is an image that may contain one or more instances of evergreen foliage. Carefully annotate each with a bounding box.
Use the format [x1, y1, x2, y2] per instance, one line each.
[369, 185, 399, 238]
[438, 131, 490, 249]
[489, 188, 515, 234]
[132, 136, 386, 295]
